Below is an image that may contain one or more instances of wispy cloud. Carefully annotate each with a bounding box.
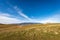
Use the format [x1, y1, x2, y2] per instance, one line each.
[14, 6, 32, 21]
[0, 12, 60, 24]
[13, 6, 60, 23]
[0, 12, 22, 24]
[40, 14, 60, 23]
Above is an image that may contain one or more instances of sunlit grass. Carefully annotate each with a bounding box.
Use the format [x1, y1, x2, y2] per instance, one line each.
[0, 24, 60, 40]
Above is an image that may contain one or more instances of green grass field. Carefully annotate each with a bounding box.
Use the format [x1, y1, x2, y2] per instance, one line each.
[0, 24, 60, 40]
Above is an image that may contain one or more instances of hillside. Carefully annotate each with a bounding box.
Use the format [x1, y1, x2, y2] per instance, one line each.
[0, 23, 60, 40]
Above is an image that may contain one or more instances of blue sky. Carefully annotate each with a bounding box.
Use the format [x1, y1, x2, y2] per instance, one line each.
[0, 0, 60, 24]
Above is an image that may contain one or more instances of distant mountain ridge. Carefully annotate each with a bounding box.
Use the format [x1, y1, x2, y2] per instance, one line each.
[19, 22, 42, 25]
[0, 22, 60, 25]
[0, 22, 42, 25]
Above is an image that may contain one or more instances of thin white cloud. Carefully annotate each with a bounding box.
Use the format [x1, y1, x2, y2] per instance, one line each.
[0, 12, 12, 17]
[40, 14, 60, 23]
[14, 6, 32, 21]
[0, 12, 60, 24]
[0, 12, 22, 24]
[18, 11, 32, 21]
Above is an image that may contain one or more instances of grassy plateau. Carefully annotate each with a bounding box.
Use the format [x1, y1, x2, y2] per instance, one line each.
[0, 23, 60, 40]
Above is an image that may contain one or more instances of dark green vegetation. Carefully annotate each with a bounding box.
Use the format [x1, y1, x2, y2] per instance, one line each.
[0, 23, 60, 40]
